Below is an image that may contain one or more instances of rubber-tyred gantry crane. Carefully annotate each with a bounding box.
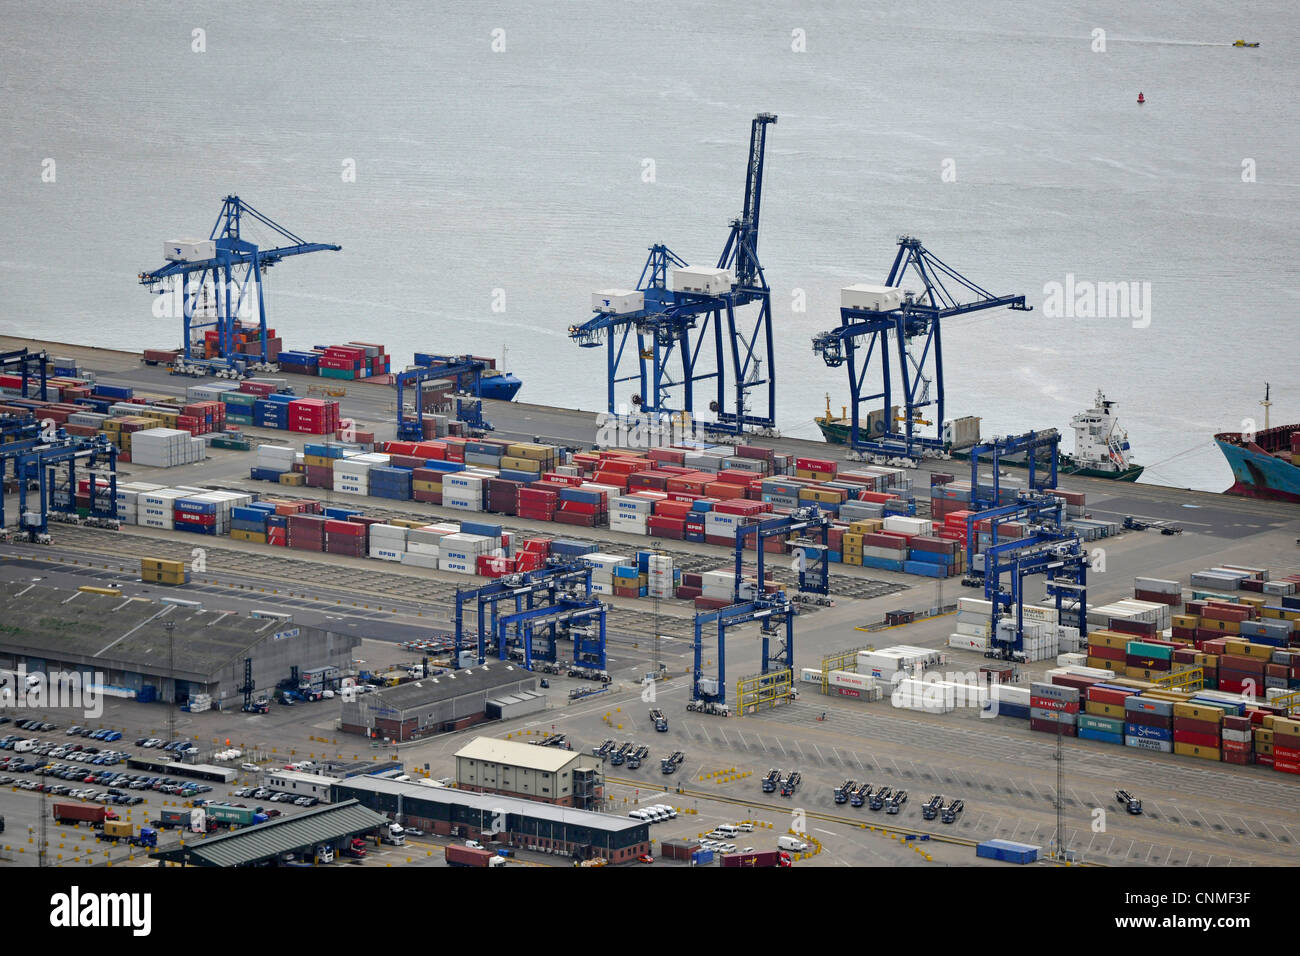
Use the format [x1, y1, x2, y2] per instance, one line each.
[570, 113, 779, 436]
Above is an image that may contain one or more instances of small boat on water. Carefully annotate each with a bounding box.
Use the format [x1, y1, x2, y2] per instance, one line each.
[1137, 92, 1146, 104]
[1233, 40, 1260, 47]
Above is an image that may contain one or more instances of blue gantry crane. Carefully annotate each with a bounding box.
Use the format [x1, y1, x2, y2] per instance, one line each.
[0, 348, 49, 401]
[138, 195, 340, 373]
[982, 527, 1088, 661]
[568, 113, 779, 436]
[397, 355, 501, 440]
[733, 506, 832, 601]
[691, 591, 797, 714]
[1, 418, 118, 539]
[452, 563, 596, 667]
[812, 236, 1031, 460]
[966, 431, 1060, 512]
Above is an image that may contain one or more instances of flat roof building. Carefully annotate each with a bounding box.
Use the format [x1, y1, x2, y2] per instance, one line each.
[339, 662, 536, 741]
[331, 775, 649, 864]
[454, 736, 602, 808]
[0, 581, 359, 707]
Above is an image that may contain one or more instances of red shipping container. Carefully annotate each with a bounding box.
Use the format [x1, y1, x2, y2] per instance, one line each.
[1087, 687, 1134, 706]
[1030, 720, 1077, 736]
[1123, 710, 1171, 729]
[1173, 730, 1221, 749]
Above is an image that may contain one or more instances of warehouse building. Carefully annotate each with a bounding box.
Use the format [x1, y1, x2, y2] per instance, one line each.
[0, 581, 359, 707]
[151, 800, 389, 867]
[339, 662, 536, 741]
[331, 775, 649, 863]
[455, 736, 603, 808]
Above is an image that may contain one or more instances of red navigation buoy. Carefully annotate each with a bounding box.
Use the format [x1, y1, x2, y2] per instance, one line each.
[1137, 92, 1146, 104]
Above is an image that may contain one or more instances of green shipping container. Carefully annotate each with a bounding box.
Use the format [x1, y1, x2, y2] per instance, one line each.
[1128, 641, 1173, 661]
[1079, 714, 1124, 734]
[319, 367, 355, 380]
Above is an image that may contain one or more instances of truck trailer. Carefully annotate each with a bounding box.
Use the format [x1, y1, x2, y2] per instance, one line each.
[52, 803, 118, 827]
[445, 844, 505, 867]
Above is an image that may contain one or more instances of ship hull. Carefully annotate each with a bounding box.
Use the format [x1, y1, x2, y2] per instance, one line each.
[816, 419, 1144, 482]
[1215, 434, 1300, 504]
[477, 373, 522, 402]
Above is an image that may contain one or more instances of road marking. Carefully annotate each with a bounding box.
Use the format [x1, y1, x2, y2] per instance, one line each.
[814, 827, 835, 836]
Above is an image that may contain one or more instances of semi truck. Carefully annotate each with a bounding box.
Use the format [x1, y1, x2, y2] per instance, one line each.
[921, 794, 944, 821]
[445, 844, 506, 867]
[868, 786, 892, 811]
[849, 783, 872, 808]
[941, 799, 964, 824]
[780, 770, 801, 797]
[761, 768, 783, 793]
[154, 807, 214, 832]
[206, 804, 269, 828]
[649, 708, 668, 732]
[1116, 790, 1143, 815]
[101, 821, 158, 847]
[379, 822, 406, 845]
[52, 803, 118, 827]
[660, 751, 685, 774]
[833, 780, 856, 805]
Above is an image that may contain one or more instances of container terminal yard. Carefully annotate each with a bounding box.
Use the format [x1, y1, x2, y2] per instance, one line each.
[1, 334, 1297, 873]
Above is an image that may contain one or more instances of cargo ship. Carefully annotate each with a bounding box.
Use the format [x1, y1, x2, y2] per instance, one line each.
[1215, 425, 1300, 504]
[476, 369, 522, 401]
[816, 390, 1144, 481]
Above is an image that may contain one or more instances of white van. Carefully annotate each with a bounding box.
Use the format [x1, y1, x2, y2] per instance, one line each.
[714, 824, 739, 838]
[777, 835, 809, 852]
[13, 739, 38, 753]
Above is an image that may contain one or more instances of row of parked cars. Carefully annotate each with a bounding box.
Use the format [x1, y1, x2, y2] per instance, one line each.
[0, 734, 133, 766]
[0, 717, 57, 732]
[0, 752, 216, 801]
[65, 725, 125, 742]
[231, 785, 320, 808]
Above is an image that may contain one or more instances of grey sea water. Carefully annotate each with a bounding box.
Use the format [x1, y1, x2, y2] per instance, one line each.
[2, 1, 1297, 491]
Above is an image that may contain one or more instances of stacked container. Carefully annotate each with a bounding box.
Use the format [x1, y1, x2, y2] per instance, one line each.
[438, 533, 493, 574]
[130, 428, 206, 467]
[368, 524, 409, 562]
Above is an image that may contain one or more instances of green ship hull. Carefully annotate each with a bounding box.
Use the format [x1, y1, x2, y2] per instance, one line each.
[815, 418, 1145, 482]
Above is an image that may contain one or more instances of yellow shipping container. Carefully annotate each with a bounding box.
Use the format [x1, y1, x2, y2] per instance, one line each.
[842, 532, 864, 547]
[1087, 630, 1129, 651]
[1085, 701, 1125, 719]
[1223, 640, 1271, 660]
[1261, 606, 1300, 622]
[500, 456, 542, 473]
[1254, 728, 1274, 745]
[1085, 656, 1113, 671]
[1173, 742, 1221, 761]
[413, 480, 442, 493]
[506, 443, 556, 461]
[1107, 678, 1157, 691]
[842, 553, 862, 566]
[278, 473, 305, 486]
[1273, 717, 1300, 739]
[230, 529, 268, 544]
[303, 455, 334, 469]
[390, 518, 427, 529]
[849, 520, 883, 534]
[1171, 614, 1199, 629]
[1173, 702, 1225, 722]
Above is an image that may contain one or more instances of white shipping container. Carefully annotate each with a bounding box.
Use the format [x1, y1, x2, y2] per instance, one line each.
[399, 552, 439, 569]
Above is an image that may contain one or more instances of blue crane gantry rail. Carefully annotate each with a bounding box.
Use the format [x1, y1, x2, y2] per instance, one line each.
[396, 355, 497, 440]
[733, 506, 832, 602]
[453, 563, 594, 667]
[568, 113, 779, 436]
[1, 348, 49, 401]
[138, 195, 340, 371]
[692, 593, 796, 708]
[812, 236, 1031, 459]
[982, 528, 1088, 660]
